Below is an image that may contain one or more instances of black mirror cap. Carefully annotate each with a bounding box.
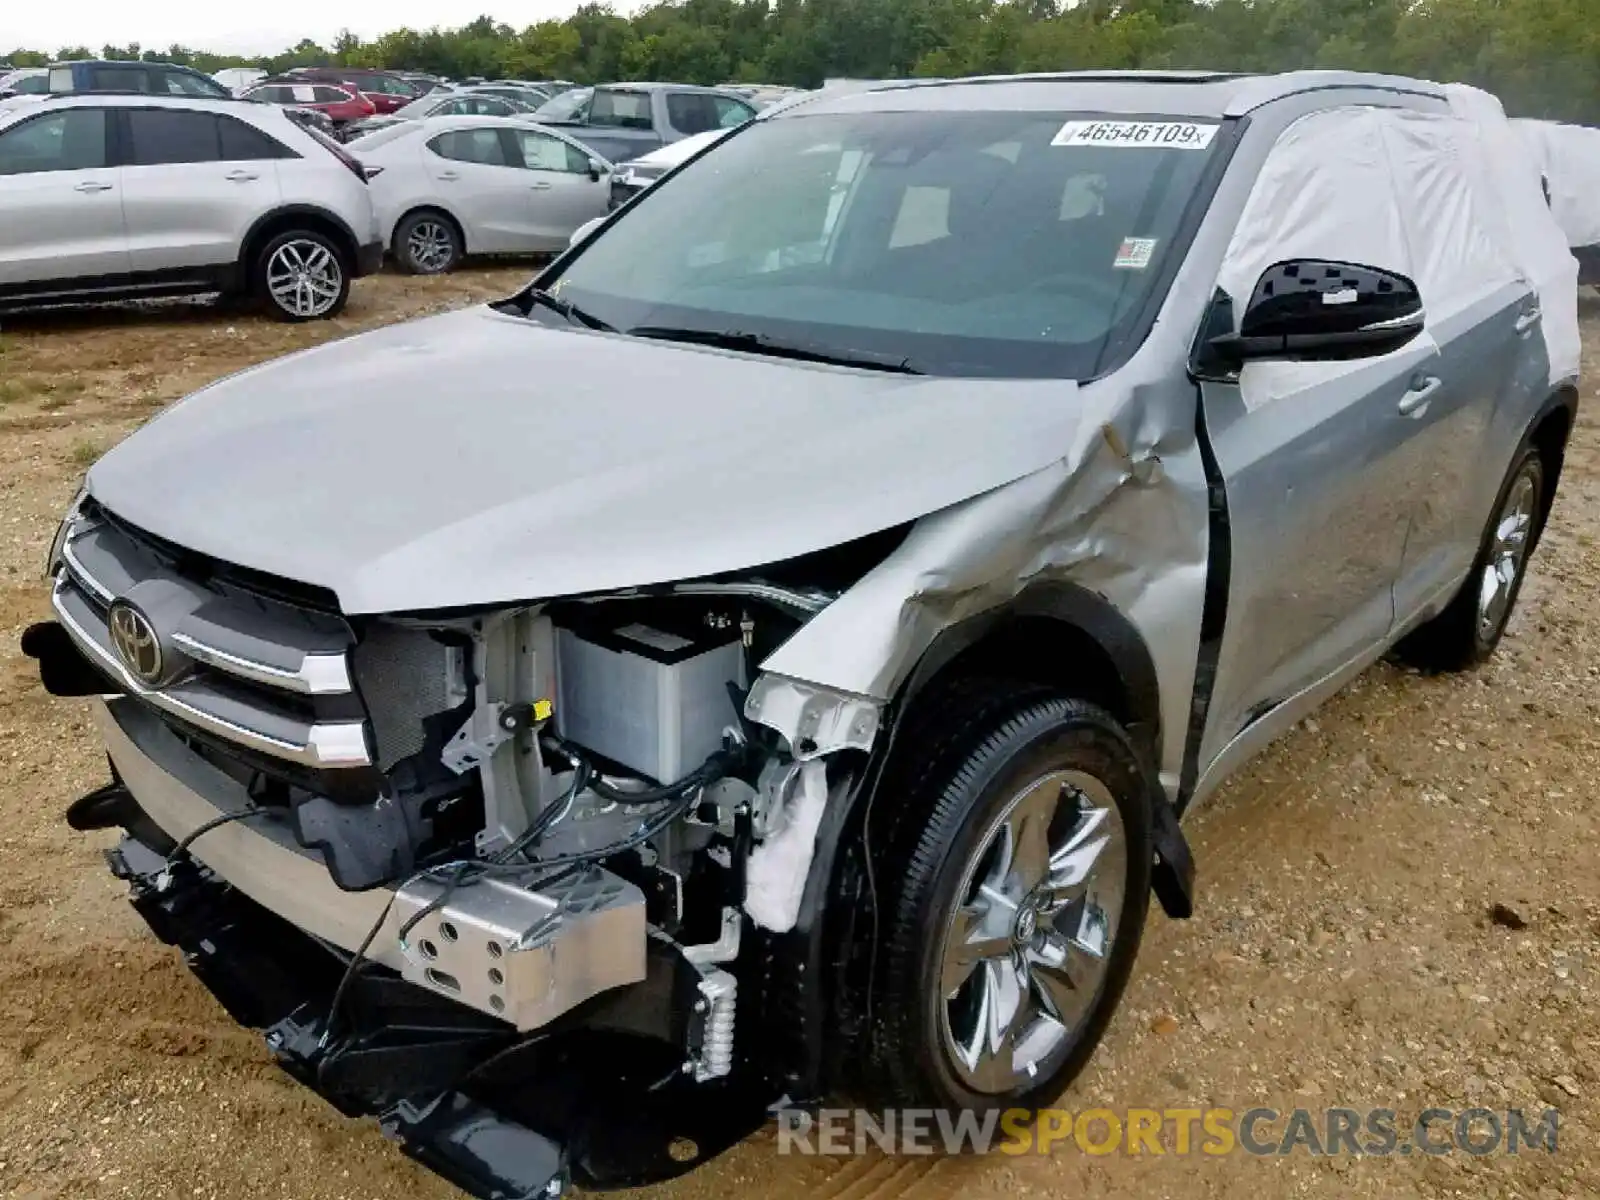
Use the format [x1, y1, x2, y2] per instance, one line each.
[587, 157, 604, 182]
[1211, 259, 1425, 365]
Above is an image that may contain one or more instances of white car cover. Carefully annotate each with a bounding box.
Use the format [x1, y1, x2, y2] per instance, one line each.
[1511, 117, 1600, 250]
[1219, 85, 1580, 408]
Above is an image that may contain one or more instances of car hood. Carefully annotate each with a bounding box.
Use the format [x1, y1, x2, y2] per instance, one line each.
[86, 307, 1085, 614]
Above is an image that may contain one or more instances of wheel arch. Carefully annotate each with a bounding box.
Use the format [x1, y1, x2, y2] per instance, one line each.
[891, 581, 1164, 766]
[239, 205, 360, 278]
[1528, 383, 1578, 551]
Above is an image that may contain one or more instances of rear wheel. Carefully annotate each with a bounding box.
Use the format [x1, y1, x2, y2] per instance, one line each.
[1396, 448, 1544, 672]
[255, 230, 349, 322]
[395, 211, 462, 275]
[864, 689, 1152, 1113]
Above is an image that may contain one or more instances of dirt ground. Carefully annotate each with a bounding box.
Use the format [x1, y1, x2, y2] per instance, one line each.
[0, 272, 1596, 1200]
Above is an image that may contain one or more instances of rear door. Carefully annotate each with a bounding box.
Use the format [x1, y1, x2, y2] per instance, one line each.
[1379, 112, 1537, 623]
[0, 107, 127, 287]
[422, 126, 529, 251]
[119, 108, 282, 273]
[508, 127, 609, 249]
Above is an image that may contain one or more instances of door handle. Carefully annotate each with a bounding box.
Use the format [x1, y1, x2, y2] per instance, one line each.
[73, 180, 113, 193]
[1398, 375, 1442, 417]
[437, 171, 460, 182]
[529, 180, 553, 190]
[224, 170, 260, 182]
[1515, 307, 1542, 336]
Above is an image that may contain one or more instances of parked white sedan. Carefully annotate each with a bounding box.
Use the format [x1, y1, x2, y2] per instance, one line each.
[349, 115, 612, 273]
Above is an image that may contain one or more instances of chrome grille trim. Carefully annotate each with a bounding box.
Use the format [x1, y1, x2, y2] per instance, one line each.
[169, 631, 353, 695]
[52, 578, 372, 769]
[60, 521, 354, 697]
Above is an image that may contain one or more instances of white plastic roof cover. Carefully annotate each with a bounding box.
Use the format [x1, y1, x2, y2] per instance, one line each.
[1510, 117, 1600, 250]
[1219, 86, 1580, 406]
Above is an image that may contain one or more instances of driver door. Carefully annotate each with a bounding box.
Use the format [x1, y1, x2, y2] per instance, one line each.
[1195, 107, 1443, 783]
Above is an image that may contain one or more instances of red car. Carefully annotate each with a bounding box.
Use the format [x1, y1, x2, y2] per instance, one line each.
[244, 81, 376, 127]
[283, 67, 419, 115]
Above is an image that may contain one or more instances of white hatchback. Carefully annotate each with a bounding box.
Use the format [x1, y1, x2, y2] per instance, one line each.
[349, 115, 612, 273]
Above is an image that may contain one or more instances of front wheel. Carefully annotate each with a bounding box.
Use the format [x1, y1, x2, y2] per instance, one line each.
[1396, 448, 1544, 672]
[865, 691, 1152, 1113]
[255, 230, 349, 322]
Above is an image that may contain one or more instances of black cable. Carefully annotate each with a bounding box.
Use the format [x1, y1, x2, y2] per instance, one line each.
[322, 740, 711, 1042]
[320, 888, 399, 1047]
[165, 807, 272, 866]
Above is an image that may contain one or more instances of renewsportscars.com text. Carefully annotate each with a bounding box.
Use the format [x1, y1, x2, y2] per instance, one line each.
[776, 1106, 1560, 1158]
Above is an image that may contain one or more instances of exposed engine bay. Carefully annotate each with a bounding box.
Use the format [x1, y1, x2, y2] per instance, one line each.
[325, 591, 821, 1062]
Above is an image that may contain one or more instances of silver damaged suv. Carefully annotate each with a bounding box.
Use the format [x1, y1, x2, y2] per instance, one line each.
[25, 72, 1581, 1196]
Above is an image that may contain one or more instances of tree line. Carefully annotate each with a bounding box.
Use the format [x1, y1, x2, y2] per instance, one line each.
[7, 0, 1598, 125]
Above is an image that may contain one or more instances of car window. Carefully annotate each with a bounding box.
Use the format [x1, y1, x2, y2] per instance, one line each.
[515, 129, 589, 173]
[428, 127, 510, 167]
[590, 90, 652, 130]
[47, 67, 75, 93]
[666, 93, 713, 135]
[90, 65, 152, 93]
[368, 76, 412, 96]
[161, 69, 226, 98]
[311, 87, 352, 105]
[472, 97, 516, 116]
[713, 96, 754, 128]
[218, 115, 295, 160]
[0, 109, 108, 174]
[127, 109, 222, 166]
[13, 75, 48, 95]
[436, 97, 472, 116]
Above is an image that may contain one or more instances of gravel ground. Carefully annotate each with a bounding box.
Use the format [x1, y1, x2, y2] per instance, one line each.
[0, 276, 1596, 1200]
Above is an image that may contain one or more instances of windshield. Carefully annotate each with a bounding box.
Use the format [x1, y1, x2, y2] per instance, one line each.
[546, 110, 1223, 379]
[536, 88, 591, 121]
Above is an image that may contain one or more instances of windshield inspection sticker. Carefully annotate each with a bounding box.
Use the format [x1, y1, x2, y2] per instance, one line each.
[1114, 237, 1159, 270]
[1052, 120, 1219, 150]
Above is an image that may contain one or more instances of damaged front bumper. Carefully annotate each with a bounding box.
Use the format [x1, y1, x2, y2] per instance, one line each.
[83, 697, 777, 1197]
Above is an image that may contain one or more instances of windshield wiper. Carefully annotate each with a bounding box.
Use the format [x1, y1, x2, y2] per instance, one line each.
[525, 287, 615, 332]
[626, 325, 923, 375]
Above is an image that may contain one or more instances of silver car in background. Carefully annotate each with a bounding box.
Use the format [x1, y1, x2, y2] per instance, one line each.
[350, 114, 611, 272]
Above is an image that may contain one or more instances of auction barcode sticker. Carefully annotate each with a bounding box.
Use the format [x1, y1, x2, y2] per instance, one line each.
[1052, 120, 1219, 150]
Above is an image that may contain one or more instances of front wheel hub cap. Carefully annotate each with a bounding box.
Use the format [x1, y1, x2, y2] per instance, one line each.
[937, 770, 1128, 1094]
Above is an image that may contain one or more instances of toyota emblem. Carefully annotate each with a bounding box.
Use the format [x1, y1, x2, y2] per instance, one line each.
[107, 600, 164, 686]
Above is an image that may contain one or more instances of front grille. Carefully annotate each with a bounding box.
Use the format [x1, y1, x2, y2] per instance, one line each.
[56, 504, 469, 786]
[54, 505, 371, 770]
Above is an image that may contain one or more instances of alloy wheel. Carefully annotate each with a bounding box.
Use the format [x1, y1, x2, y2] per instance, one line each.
[406, 220, 456, 272]
[1477, 463, 1539, 641]
[937, 769, 1127, 1094]
[266, 239, 343, 319]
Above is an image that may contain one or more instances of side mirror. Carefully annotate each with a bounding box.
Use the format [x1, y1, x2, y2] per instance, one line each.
[569, 216, 605, 248]
[1210, 259, 1424, 365]
[586, 157, 604, 183]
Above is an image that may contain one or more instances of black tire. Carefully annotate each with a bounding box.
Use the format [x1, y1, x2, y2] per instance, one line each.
[394, 210, 463, 275]
[863, 686, 1153, 1114]
[1396, 447, 1545, 673]
[253, 229, 350, 322]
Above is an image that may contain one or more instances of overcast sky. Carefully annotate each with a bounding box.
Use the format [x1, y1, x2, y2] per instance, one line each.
[6, 1, 602, 56]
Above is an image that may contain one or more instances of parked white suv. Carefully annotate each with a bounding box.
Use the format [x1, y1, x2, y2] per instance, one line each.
[0, 95, 383, 320]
